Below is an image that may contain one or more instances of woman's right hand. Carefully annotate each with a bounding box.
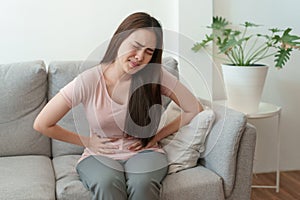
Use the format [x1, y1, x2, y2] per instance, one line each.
[87, 133, 119, 154]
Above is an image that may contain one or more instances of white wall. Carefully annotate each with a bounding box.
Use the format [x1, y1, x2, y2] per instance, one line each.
[0, 0, 213, 98]
[0, 0, 179, 64]
[0, 0, 213, 99]
[178, 0, 213, 100]
[214, 0, 300, 172]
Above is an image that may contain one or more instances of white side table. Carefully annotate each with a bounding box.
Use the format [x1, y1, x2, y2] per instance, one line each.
[248, 102, 281, 193]
[214, 101, 281, 192]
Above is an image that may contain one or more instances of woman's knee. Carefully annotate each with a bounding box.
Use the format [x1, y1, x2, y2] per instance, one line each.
[126, 173, 162, 200]
[76, 156, 126, 191]
[125, 151, 168, 174]
[91, 174, 125, 190]
[127, 172, 162, 191]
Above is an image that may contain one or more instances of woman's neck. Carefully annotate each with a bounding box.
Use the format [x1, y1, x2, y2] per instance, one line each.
[102, 63, 131, 86]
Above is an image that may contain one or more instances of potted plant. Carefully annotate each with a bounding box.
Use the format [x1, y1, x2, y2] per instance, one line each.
[192, 16, 300, 113]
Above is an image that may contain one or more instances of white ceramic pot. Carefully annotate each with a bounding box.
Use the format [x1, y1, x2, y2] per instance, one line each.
[221, 64, 269, 114]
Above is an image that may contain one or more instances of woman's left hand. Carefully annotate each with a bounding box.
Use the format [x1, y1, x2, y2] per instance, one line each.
[127, 140, 143, 151]
[145, 138, 158, 148]
[124, 133, 143, 151]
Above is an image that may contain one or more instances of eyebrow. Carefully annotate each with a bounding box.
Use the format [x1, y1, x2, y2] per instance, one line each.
[135, 41, 155, 52]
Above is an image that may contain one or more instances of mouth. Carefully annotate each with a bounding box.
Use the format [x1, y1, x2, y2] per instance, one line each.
[129, 60, 139, 68]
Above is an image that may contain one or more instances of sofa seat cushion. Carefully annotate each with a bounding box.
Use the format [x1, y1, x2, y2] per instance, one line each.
[161, 166, 225, 200]
[0, 155, 55, 200]
[53, 155, 224, 200]
[52, 155, 92, 200]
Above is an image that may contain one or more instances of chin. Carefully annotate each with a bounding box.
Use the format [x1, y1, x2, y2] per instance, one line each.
[127, 64, 144, 74]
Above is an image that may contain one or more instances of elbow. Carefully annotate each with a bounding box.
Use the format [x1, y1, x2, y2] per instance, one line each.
[197, 101, 204, 113]
[33, 116, 48, 136]
[33, 117, 42, 133]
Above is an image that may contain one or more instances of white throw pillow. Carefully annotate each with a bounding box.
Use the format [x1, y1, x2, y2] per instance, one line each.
[159, 101, 215, 174]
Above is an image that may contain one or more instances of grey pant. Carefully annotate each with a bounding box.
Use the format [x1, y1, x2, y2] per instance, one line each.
[76, 151, 168, 200]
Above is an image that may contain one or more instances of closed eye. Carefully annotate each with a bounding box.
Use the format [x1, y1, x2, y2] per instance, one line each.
[132, 44, 140, 49]
[146, 49, 154, 55]
[135, 41, 155, 52]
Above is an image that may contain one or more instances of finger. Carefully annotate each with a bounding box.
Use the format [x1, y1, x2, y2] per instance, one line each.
[145, 142, 154, 148]
[128, 141, 140, 149]
[102, 144, 119, 149]
[100, 137, 119, 143]
[124, 134, 135, 140]
[133, 144, 143, 151]
[99, 149, 116, 154]
[128, 141, 142, 150]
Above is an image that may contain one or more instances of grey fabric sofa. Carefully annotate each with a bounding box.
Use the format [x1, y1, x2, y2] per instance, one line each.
[0, 58, 256, 200]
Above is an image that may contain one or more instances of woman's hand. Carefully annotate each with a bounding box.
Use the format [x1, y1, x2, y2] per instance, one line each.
[145, 137, 158, 148]
[87, 133, 119, 154]
[127, 140, 143, 151]
[124, 133, 143, 151]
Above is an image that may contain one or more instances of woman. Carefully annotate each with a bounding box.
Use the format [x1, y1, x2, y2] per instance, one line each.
[34, 12, 202, 200]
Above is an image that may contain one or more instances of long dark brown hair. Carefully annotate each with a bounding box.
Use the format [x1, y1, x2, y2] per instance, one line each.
[100, 12, 163, 146]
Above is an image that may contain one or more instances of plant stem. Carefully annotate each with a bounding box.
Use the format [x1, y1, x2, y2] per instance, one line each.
[226, 52, 236, 64]
[244, 36, 258, 62]
[230, 48, 240, 64]
[238, 44, 245, 64]
[245, 44, 269, 65]
[251, 52, 276, 64]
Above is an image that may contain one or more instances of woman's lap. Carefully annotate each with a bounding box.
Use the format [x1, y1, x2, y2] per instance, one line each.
[76, 151, 168, 199]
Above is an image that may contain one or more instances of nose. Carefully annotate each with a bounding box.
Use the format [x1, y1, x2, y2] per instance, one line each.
[135, 50, 144, 62]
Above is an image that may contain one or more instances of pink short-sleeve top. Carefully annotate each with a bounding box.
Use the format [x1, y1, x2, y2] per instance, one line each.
[60, 65, 178, 162]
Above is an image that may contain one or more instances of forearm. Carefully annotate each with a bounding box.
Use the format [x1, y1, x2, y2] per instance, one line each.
[33, 93, 89, 147]
[154, 109, 201, 143]
[154, 81, 204, 143]
[35, 124, 89, 147]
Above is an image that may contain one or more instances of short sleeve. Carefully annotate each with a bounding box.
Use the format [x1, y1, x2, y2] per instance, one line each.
[161, 67, 179, 97]
[60, 76, 84, 108]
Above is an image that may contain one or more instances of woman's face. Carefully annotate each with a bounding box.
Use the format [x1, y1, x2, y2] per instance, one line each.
[116, 28, 157, 74]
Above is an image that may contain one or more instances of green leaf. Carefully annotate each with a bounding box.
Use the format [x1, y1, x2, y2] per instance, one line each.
[191, 34, 213, 52]
[192, 43, 204, 52]
[280, 28, 300, 47]
[210, 16, 229, 30]
[219, 37, 247, 53]
[274, 47, 292, 68]
[242, 22, 260, 28]
[269, 28, 283, 33]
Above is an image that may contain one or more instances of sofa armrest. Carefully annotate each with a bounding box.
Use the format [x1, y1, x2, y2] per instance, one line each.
[199, 102, 256, 198]
[226, 123, 256, 200]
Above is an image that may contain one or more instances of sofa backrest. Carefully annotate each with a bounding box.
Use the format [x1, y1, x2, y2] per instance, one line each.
[0, 61, 51, 157]
[48, 57, 179, 157]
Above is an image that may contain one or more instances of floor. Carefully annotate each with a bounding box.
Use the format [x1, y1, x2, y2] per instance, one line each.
[251, 171, 300, 200]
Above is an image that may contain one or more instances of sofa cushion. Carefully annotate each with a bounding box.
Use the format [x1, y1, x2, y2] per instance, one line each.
[52, 155, 92, 200]
[159, 101, 215, 174]
[199, 100, 247, 197]
[161, 166, 225, 200]
[0, 155, 55, 200]
[52, 156, 225, 200]
[0, 61, 50, 156]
